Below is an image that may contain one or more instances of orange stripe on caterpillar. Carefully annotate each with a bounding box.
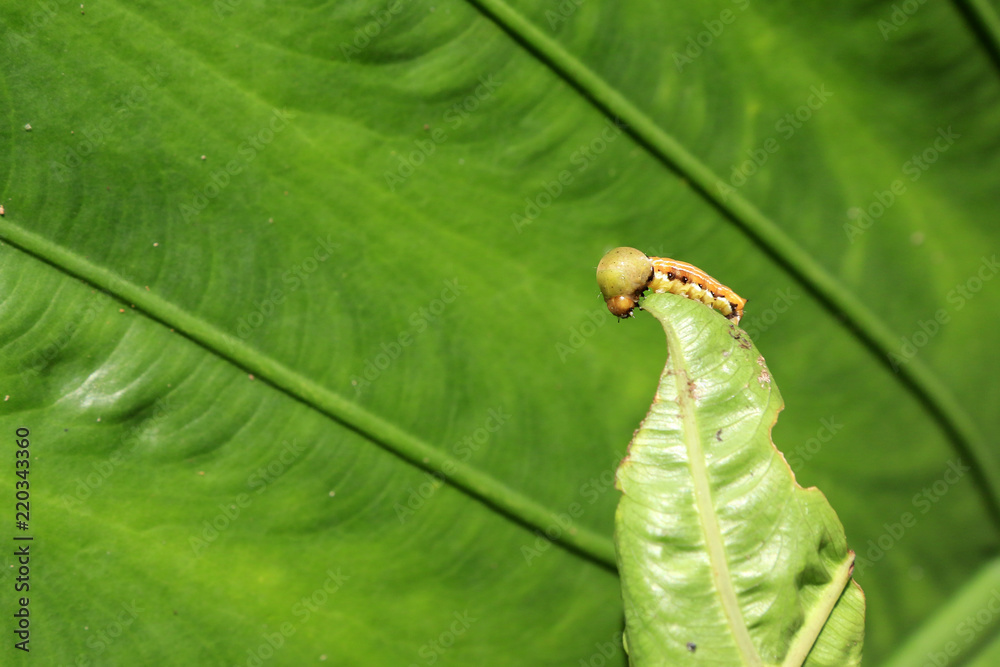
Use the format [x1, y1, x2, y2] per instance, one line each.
[649, 257, 746, 323]
[596, 247, 746, 323]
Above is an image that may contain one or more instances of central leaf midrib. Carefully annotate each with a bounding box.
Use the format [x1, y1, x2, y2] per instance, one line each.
[463, 0, 1000, 522]
[0, 222, 618, 570]
[664, 318, 761, 667]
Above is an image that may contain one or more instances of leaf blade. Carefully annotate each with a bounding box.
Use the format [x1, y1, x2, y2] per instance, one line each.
[615, 293, 864, 666]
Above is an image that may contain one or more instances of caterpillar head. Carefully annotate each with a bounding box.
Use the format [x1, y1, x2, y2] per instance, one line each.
[596, 247, 653, 319]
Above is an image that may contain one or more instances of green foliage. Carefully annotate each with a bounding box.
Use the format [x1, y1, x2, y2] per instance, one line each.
[615, 293, 863, 666]
[1, 1, 999, 665]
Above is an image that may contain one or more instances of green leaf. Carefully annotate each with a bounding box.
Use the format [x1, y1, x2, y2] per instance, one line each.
[1, 0, 998, 665]
[614, 293, 864, 666]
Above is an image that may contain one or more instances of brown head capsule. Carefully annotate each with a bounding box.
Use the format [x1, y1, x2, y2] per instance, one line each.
[605, 294, 637, 318]
[596, 247, 653, 319]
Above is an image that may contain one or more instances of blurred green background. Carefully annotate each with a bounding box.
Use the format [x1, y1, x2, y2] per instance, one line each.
[1, 1, 999, 664]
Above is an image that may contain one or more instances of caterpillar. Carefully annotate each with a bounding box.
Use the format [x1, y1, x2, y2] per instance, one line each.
[596, 246, 746, 323]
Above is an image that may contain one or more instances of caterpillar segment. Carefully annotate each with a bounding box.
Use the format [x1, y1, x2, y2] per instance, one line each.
[648, 257, 746, 323]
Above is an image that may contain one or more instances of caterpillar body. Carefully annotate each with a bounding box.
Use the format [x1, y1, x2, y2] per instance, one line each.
[596, 247, 746, 323]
